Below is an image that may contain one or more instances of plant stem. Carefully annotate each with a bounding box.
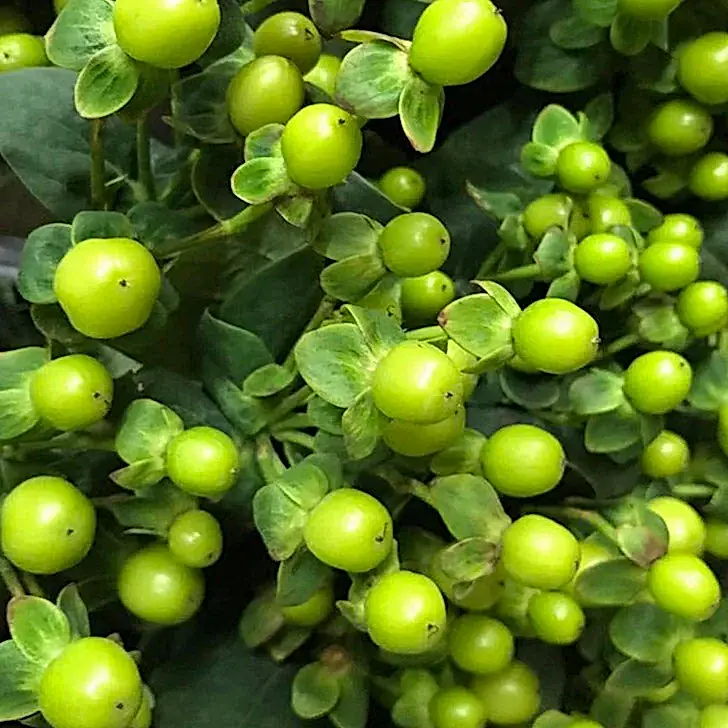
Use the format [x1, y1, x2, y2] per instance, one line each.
[0, 556, 25, 598]
[169, 70, 185, 150]
[21, 572, 44, 598]
[282, 295, 337, 370]
[90, 118, 106, 210]
[267, 386, 313, 426]
[240, 0, 278, 13]
[491, 263, 541, 283]
[599, 333, 640, 360]
[272, 430, 316, 450]
[254, 433, 287, 483]
[476, 240, 506, 279]
[154, 202, 273, 258]
[406, 325, 447, 343]
[672, 484, 716, 500]
[136, 115, 157, 202]
[271, 414, 311, 431]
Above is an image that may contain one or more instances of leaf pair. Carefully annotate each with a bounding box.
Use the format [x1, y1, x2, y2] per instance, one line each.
[0, 347, 48, 441]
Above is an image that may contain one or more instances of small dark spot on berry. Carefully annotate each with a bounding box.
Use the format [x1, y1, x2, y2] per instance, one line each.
[337, 118, 346, 126]
[304, 28, 313, 40]
[116, 703, 124, 711]
[445, 391, 454, 400]
[119, 279, 129, 288]
[93, 391, 102, 399]
[440, 238, 447, 245]
[441, 285, 447, 292]
[66, 528, 74, 536]
[426, 623, 439, 635]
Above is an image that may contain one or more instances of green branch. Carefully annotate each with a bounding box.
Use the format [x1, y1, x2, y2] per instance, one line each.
[0, 557, 25, 598]
[90, 118, 106, 210]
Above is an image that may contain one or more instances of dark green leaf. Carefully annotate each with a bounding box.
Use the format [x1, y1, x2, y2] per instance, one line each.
[335, 42, 410, 119]
[17, 224, 73, 304]
[605, 659, 672, 695]
[610, 14, 652, 56]
[583, 92, 615, 140]
[500, 369, 560, 410]
[72, 210, 134, 243]
[642, 703, 701, 728]
[590, 687, 634, 728]
[307, 397, 344, 435]
[253, 484, 308, 561]
[430, 429, 487, 476]
[46, 0, 116, 70]
[243, 364, 295, 398]
[329, 668, 368, 728]
[276, 195, 314, 228]
[108, 481, 197, 533]
[320, 254, 386, 302]
[266, 624, 311, 663]
[550, 15, 606, 49]
[399, 75, 443, 154]
[569, 369, 625, 415]
[274, 458, 332, 512]
[295, 323, 376, 408]
[535, 229, 572, 276]
[202, 364, 268, 437]
[55, 584, 91, 640]
[427, 474, 510, 542]
[0, 347, 47, 441]
[547, 271, 581, 301]
[231, 158, 293, 205]
[191, 145, 247, 221]
[574, 558, 646, 606]
[309, 0, 365, 34]
[574, 0, 619, 27]
[332, 172, 406, 223]
[688, 350, 728, 412]
[7, 597, 71, 666]
[466, 184, 523, 220]
[342, 390, 381, 461]
[74, 44, 140, 119]
[0, 640, 42, 721]
[276, 548, 332, 608]
[625, 198, 662, 232]
[585, 406, 642, 453]
[199, 0, 251, 67]
[390, 670, 439, 728]
[291, 663, 340, 720]
[609, 603, 686, 663]
[344, 304, 405, 359]
[313, 212, 382, 261]
[533, 711, 572, 728]
[115, 398, 184, 464]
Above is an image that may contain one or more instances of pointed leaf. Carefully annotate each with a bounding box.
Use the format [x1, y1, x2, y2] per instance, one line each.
[8, 597, 71, 666]
[56, 584, 91, 640]
[244, 123, 283, 161]
[343, 305, 405, 359]
[550, 15, 606, 49]
[107, 481, 197, 533]
[253, 485, 308, 561]
[610, 14, 651, 56]
[583, 92, 615, 140]
[0, 640, 42, 721]
[466, 184, 523, 220]
[115, 398, 184, 464]
[399, 75, 443, 154]
[342, 390, 381, 460]
[243, 364, 295, 398]
[17, 224, 73, 304]
[238, 589, 285, 648]
[110, 457, 167, 491]
[535, 228, 572, 276]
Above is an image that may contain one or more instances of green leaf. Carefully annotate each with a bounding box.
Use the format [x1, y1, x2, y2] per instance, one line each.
[308, 397, 344, 435]
[243, 364, 295, 398]
[569, 369, 625, 415]
[532, 105, 582, 149]
[330, 668, 368, 728]
[7, 596, 71, 666]
[295, 323, 377, 408]
[610, 14, 652, 55]
[625, 198, 662, 232]
[590, 687, 635, 728]
[115, 398, 184, 464]
[276, 195, 314, 229]
[574, 558, 646, 606]
[585, 406, 642, 453]
[0, 640, 42, 721]
[266, 624, 312, 664]
[335, 42, 410, 119]
[549, 15, 606, 49]
[633, 300, 689, 350]
[170, 45, 253, 144]
[609, 603, 686, 663]
[276, 548, 332, 608]
[17, 224, 73, 304]
[192, 146, 247, 221]
[574, 0, 619, 27]
[500, 369, 560, 410]
[605, 659, 672, 696]
[466, 184, 523, 220]
[55, 584, 91, 640]
[333, 171, 406, 223]
[292, 663, 340, 720]
[356, 274, 403, 323]
[521, 142, 559, 178]
[244, 123, 283, 161]
[313, 212, 382, 261]
[399, 75, 443, 154]
[309, 0, 365, 34]
[642, 703, 701, 728]
[430, 429, 488, 476]
[391, 670, 439, 728]
[238, 587, 285, 649]
[611, 498, 669, 567]
[583, 93, 615, 140]
[71, 210, 135, 243]
[320, 254, 387, 302]
[46, 0, 116, 71]
[535, 229, 572, 277]
[344, 304, 405, 359]
[688, 350, 728, 412]
[202, 365, 268, 438]
[427, 474, 510, 542]
[342, 390, 381, 461]
[436, 537, 497, 583]
[108, 481, 197, 533]
[438, 293, 516, 368]
[253, 484, 308, 561]
[111, 457, 167, 491]
[74, 44, 140, 119]
[0, 347, 47, 441]
[231, 158, 292, 205]
[599, 270, 642, 310]
[547, 271, 581, 301]
[275, 457, 333, 512]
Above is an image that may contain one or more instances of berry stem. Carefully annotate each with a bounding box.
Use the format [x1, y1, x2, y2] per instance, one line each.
[272, 430, 316, 450]
[600, 333, 640, 360]
[136, 115, 157, 202]
[0, 556, 25, 598]
[20, 572, 44, 598]
[255, 433, 287, 483]
[491, 263, 541, 282]
[90, 118, 107, 211]
[476, 240, 506, 279]
[671, 484, 716, 500]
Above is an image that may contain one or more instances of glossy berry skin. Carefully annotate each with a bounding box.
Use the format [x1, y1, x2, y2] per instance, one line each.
[304, 488, 393, 573]
[226, 56, 304, 137]
[30, 355, 113, 432]
[167, 509, 223, 568]
[480, 424, 565, 498]
[0, 34, 48, 72]
[118, 543, 205, 625]
[166, 426, 239, 499]
[574, 233, 633, 285]
[647, 553, 720, 621]
[366, 570, 447, 654]
[677, 281, 728, 337]
[512, 298, 599, 375]
[304, 53, 341, 97]
[690, 153, 728, 202]
[281, 104, 362, 189]
[618, 0, 681, 18]
[253, 12, 322, 74]
[378, 167, 427, 209]
[647, 213, 703, 248]
[470, 661, 541, 725]
[556, 142, 611, 194]
[409, 0, 508, 87]
[647, 496, 706, 555]
[113, 0, 220, 69]
[527, 591, 585, 645]
[673, 637, 728, 705]
[1, 476, 96, 574]
[641, 430, 690, 479]
[570, 721, 604, 728]
[677, 32, 728, 106]
[429, 686, 488, 728]
[54, 237, 161, 340]
[622, 351, 692, 415]
[702, 705, 728, 728]
[378, 213, 451, 278]
[586, 194, 632, 233]
[401, 270, 456, 325]
[383, 406, 466, 458]
[706, 519, 728, 559]
[522, 193, 572, 239]
[39, 637, 143, 728]
[639, 241, 700, 292]
[500, 515, 580, 590]
[280, 583, 334, 627]
[372, 341, 463, 424]
[448, 614, 514, 674]
[647, 99, 714, 156]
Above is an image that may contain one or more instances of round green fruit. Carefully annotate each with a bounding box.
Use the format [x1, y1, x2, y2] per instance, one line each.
[677, 32, 728, 106]
[702, 704, 728, 728]
[383, 406, 466, 458]
[706, 518, 728, 559]
[585, 195, 632, 233]
[674, 637, 728, 705]
[618, 0, 681, 19]
[253, 12, 322, 74]
[280, 583, 334, 627]
[378, 212, 451, 278]
[527, 591, 585, 645]
[676, 281, 728, 337]
[470, 661, 541, 725]
[648, 496, 706, 555]
[167, 509, 223, 568]
[448, 614, 514, 675]
[378, 166, 427, 209]
[647, 99, 714, 156]
[690, 153, 728, 202]
[522, 193, 572, 239]
[641, 430, 690, 479]
[638, 241, 701, 292]
[574, 233, 633, 285]
[623, 351, 693, 415]
[303, 53, 341, 97]
[647, 213, 703, 248]
[556, 142, 611, 194]
[400, 270, 456, 325]
[0, 34, 48, 72]
[429, 686, 488, 728]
